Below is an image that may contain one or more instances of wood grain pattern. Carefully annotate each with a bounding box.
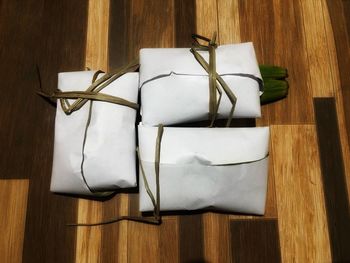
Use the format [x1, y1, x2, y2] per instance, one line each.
[85, 0, 110, 71]
[203, 213, 231, 263]
[239, 0, 314, 124]
[314, 98, 350, 261]
[174, 0, 196, 47]
[159, 218, 179, 263]
[231, 219, 281, 263]
[179, 214, 204, 263]
[0, 179, 29, 263]
[271, 125, 331, 262]
[127, 223, 160, 263]
[326, 0, 350, 203]
[326, 0, 350, 149]
[217, 0, 241, 44]
[10, 1, 89, 262]
[195, 0, 218, 40]
[299, 0, 335, 97]
[75, 200, 102, 263]
[1, 0, 350, 262]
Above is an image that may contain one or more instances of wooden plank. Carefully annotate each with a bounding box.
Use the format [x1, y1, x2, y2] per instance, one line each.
[217, 0, 241, 44]
[128, 0, 175, 57]
[195, 0, 218, 39]
[0, 0, 53, 180]
[159, 218, 179, 263]
[322, 0, 350, 210]
[128, 222, 160, 263]
[101, 195, 127, 263]
[179, 214, 204, 263]
[174, 0, 196, 47]
[108, 0, 131, 69]
[326, 0, 350, 151]
[85, 0, 110, 71]
[0, 179, 29, 263]
[299, 0, 335, 97]
[271, 125, 331, 262]
[203, 213, 231, 263]
[16, 1, 89, 262]
[238, 0, 314, 124]
[314, 98, 350, 262]
[75, 200, 102, 263]
[230, 219, 281, 263]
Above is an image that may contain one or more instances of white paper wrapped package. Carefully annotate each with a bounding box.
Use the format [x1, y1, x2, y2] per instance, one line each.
[50, 71, 139, 196]
[140, 43, 263, 126]
[138, 125, 270, 215]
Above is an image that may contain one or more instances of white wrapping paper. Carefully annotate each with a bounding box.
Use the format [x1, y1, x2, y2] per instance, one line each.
[140, 43, 262, 126]
[138, 125, 269, 215]
[50, 71, 139, 195]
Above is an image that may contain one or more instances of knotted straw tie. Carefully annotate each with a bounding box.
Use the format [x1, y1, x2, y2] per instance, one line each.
[69, 125, 164, 226]
[191, 32, 237, 127]
[37, 59, 140, 114]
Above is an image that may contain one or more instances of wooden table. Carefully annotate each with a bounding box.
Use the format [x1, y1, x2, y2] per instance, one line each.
[1, 0, 350, 262]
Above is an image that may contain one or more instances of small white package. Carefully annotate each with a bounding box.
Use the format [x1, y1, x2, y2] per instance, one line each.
[138, 125, 269, 215]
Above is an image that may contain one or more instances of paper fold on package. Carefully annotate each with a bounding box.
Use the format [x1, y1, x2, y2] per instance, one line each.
[138, 125, 269, 215]
[140, 43, 263, 126]
[50, 71, 139, 196]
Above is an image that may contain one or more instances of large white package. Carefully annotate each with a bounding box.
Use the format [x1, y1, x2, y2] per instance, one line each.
[140, 43, 263, 126]
[50, 71, 139, 196]
[138, 125, 270, 215]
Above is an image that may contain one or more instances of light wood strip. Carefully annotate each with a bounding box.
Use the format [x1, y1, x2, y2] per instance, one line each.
[217, 0, 241, 44]
[85, 0, 110, 71]
[160, 217, 179, 263]
[75, 0, 110, 262]
[0, 179, 29, 263]
[203, 213, 231, 263]
[195, 0, 218, 40]
[271, 125, 331, 262]
[117, 194, 129, 263]
[75, 200, 102, 263]
[127, 222, 160, 263]
[299, 0, 334, 97]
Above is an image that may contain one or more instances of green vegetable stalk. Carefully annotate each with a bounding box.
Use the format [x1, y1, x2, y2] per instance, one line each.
[259, 65, 289, 104]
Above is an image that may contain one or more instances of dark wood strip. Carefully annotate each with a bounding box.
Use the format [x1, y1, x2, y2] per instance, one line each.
[0, 0, 89, 261]
[230, 219, 281, 263]
[0, 0, 47, 179]
[174, 0, 196, 47]
[179, 214, 204, 263]
[20, 0, 89, 261]
[314, 97, 350, 262]
[108, 0, 131, 69]
[326, 0, 350, 148]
